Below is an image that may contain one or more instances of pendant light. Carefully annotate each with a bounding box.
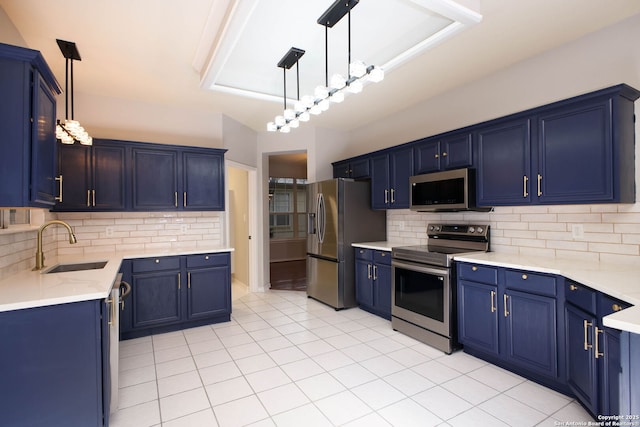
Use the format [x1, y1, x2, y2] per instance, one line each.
[55, 39, 92, 145]
[267, 0, 384, 132]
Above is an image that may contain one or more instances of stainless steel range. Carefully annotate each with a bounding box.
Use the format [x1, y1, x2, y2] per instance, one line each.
[391, 224, 490, 354]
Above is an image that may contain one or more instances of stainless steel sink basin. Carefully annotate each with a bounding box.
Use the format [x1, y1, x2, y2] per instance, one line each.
[45, 261, 108, 274]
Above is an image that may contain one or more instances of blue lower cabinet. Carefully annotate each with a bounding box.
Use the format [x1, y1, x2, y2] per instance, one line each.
[0, 300, 108, 426]
[355, 249, 391, 320]
[120, 252, 231, 339]
[458, 279, 499, 355]
[565, 303, 598, 414]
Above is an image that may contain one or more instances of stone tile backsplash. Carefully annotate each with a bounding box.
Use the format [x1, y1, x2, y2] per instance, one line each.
[387, 204, 640, 265]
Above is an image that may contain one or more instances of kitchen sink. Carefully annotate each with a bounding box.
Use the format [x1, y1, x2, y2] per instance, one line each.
[45, 261, 108, 274]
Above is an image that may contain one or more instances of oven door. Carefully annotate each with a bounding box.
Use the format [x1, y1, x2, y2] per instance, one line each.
[392, 259, 451, 338]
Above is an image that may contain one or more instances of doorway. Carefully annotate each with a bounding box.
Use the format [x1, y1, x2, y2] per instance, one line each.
[227, 162, 257, 299]
[268, 153, 308, 291]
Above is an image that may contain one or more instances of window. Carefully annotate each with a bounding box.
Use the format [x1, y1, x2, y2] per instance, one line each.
[268, 178, 307, 239]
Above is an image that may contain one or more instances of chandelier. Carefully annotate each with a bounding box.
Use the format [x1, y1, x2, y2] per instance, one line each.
[55, 39, 92, 145]
[267, 0, 384, 133]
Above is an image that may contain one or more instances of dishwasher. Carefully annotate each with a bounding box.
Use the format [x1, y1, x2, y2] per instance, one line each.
[108, 274, 131, 414]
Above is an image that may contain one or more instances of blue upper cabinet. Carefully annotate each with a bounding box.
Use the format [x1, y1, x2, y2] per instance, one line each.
[476, 118, 532, 206]
[371, 146, 413, 209]
[332, 157, 370, 180]
[55, 139, 128, 211]
[132, 142, 226, 211]
[414, 132, 473, 174]
[182, 149, 225, 210]
[0, 43, 61, 208]
[477, 85, 639, 207]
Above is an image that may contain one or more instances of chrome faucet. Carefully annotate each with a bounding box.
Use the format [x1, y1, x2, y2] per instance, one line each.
[33, 220, 78, 270]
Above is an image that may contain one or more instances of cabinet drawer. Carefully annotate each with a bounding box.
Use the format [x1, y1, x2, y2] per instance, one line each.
[505, 270, 556, 297]
[186, 253, 229, 269]
[565, 281, 597, 314]
[373, 250, 391, 265]
[355, 248, 373, 261]
[598, 293, 630, 317]
[132, 256, 181, 273]
[458, 263, 498, 285]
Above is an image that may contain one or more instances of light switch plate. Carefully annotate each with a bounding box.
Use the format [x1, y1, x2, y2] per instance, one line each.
[571, 224, 584, 239]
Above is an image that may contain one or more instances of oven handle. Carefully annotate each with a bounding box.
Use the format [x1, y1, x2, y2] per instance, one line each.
[391, 259, 450, 277]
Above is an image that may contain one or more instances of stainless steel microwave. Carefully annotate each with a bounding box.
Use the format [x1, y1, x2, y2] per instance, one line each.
[409, 168, 488, 212]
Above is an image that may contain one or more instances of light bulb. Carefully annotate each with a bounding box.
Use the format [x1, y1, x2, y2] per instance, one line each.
[284, 109, 296, 120]
[294, 101, 305, 113]
[267, 122, 277, 132]
[280, 125, 290, 133]
[347, 80, 363, 94]
[298, 111, 310, 122]
[275, 115, 286, 127]
[289, 119, 300, 128]
[367, 66, 384, 83]
[329, 91, 345, 103]
[309, 104, 322, 115]
[301, 95, 315, 108]
[349, 60, 367, 78]
[318, 98, 330, 111]
[314, 85, 329, 99]
[330, 74, 346, 89]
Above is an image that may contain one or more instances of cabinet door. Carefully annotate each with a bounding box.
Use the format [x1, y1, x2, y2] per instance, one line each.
[187, 266, 230, 319]
[370, 154, 390, 209]
[442, 133, 473, 170]
[504, 290, 558, 378]
[565, 303, 598, 414]
[458, 280, 499, 355]
[476, 119, 532, 206]
[389, 147, 413, 209]
[132, 271, 182, 328]
[93, 143, 127, 210]
[56, 143, 91, 210]
[373, 261, 392, 320]
[537, 99, 613, 203]
[30, 73, 58, 207]
[600, 327, 622, 416]
[350, 158, 370, 180]
[119, 260, 134, 337]
[414, 139, 441, 174]
[132, 148, 178, 210]
[333, 161, 351, 178]
[182, 151, 224, 210]
[355, 258, 374, 308]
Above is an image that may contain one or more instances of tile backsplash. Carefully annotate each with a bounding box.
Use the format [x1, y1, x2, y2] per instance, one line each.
[388, 204, 640, 265]
[55, 211, 224, 256]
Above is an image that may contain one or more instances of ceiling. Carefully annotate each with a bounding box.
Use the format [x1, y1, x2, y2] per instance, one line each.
[2, 0, 640, 133]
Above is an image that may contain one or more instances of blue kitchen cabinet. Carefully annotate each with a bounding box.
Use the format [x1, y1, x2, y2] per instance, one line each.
[132, 143, 226, 211]
[332, 157, 370, 179]
[476, 118, 532, 206]
[477, 85, 638, 207]
[121, 252, 232, 339]
[458, 279, 499, 355]
[564, 281, 631, 417]
[131, 256, 182, 328]
[55, 140, 127, 210]
[371, 146, 413, 209]
[0, 43, 61, 208]
[354, 248, 392, 320]
[132, 146, 179, 210]
[458, 263, 565, 391]
[414, 132, 473, 174]
[186, 253, 231, 319]
[182, 149, 225, 210]
[0, 299, 110, 427]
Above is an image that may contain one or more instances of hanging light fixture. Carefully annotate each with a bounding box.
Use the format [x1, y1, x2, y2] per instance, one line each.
[267, 0, 384, 132]
[55, 39, 92, 145]
[267, 47, 305, 133]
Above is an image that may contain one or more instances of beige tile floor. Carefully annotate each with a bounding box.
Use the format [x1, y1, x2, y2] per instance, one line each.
[110, 284, 594, 427]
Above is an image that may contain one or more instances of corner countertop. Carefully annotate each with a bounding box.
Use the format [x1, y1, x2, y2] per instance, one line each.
[0, 246, 234, 313]
[453, 252, 640, 334]
[352, 241, 408, 251]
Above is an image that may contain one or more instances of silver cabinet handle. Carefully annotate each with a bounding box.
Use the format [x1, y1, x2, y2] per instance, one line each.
[583, 319, 593, 351]
[523, 175, 529, 198]
[390, 188, 395, 204]
[178, 272, 181, 290]
[490, 290, 496, 313]
[504, 294, 509, 317]
[373, 265, 378, 281]
[595, 327, 604, 359]
[55, 175, 63, 202]
[384, 189, 389, 204]
[537, 174, 543, 196]
[367, 264, 372, 279]
[184, 192, 187, 207]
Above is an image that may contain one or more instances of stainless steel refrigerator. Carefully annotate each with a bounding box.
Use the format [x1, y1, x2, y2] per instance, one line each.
[307, 179, 386, 309]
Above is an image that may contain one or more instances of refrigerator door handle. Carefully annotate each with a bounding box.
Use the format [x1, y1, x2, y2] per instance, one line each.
[317, 193, 325, 244]
[308, 212, 316, 234]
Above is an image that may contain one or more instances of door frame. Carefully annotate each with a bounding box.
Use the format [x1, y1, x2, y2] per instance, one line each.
[225, 160, 259, 292]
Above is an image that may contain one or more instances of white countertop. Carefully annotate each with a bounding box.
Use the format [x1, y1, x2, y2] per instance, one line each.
[454, 252, 640, 334]
[0, 246, 234, 313]
[352, 241, 406, 251]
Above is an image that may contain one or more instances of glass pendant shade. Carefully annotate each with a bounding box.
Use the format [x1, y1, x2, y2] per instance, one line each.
[314, 85, 329, 99]
[347, 80, 363, 94]
[349, 60, 367, 78]
[275, 115, 286, 126]
[298, 111, 310, 122]
[267, 122, 278, 132]
[367, 66, 385, 83]
[309, 104, 322, 115]
[329, 91, 345, 103]
[330, 74, 346, 89]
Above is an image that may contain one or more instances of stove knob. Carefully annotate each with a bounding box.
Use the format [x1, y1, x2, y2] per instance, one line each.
[476, 227, 484, 234]
[434, 225, 441, 231]
[468, 226, 475, 234]
[428, 225, 434, 232]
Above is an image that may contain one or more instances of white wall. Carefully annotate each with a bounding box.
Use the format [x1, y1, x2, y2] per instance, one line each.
[222, 115, 257, 167]
[227, 167, 249, 285]
[0, 6, 25, 47]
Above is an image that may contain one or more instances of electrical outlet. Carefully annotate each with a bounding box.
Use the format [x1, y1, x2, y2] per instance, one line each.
[105, 226, 114, 237]
[571, 224, 584, 239]
[181, 224, 188, 234]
